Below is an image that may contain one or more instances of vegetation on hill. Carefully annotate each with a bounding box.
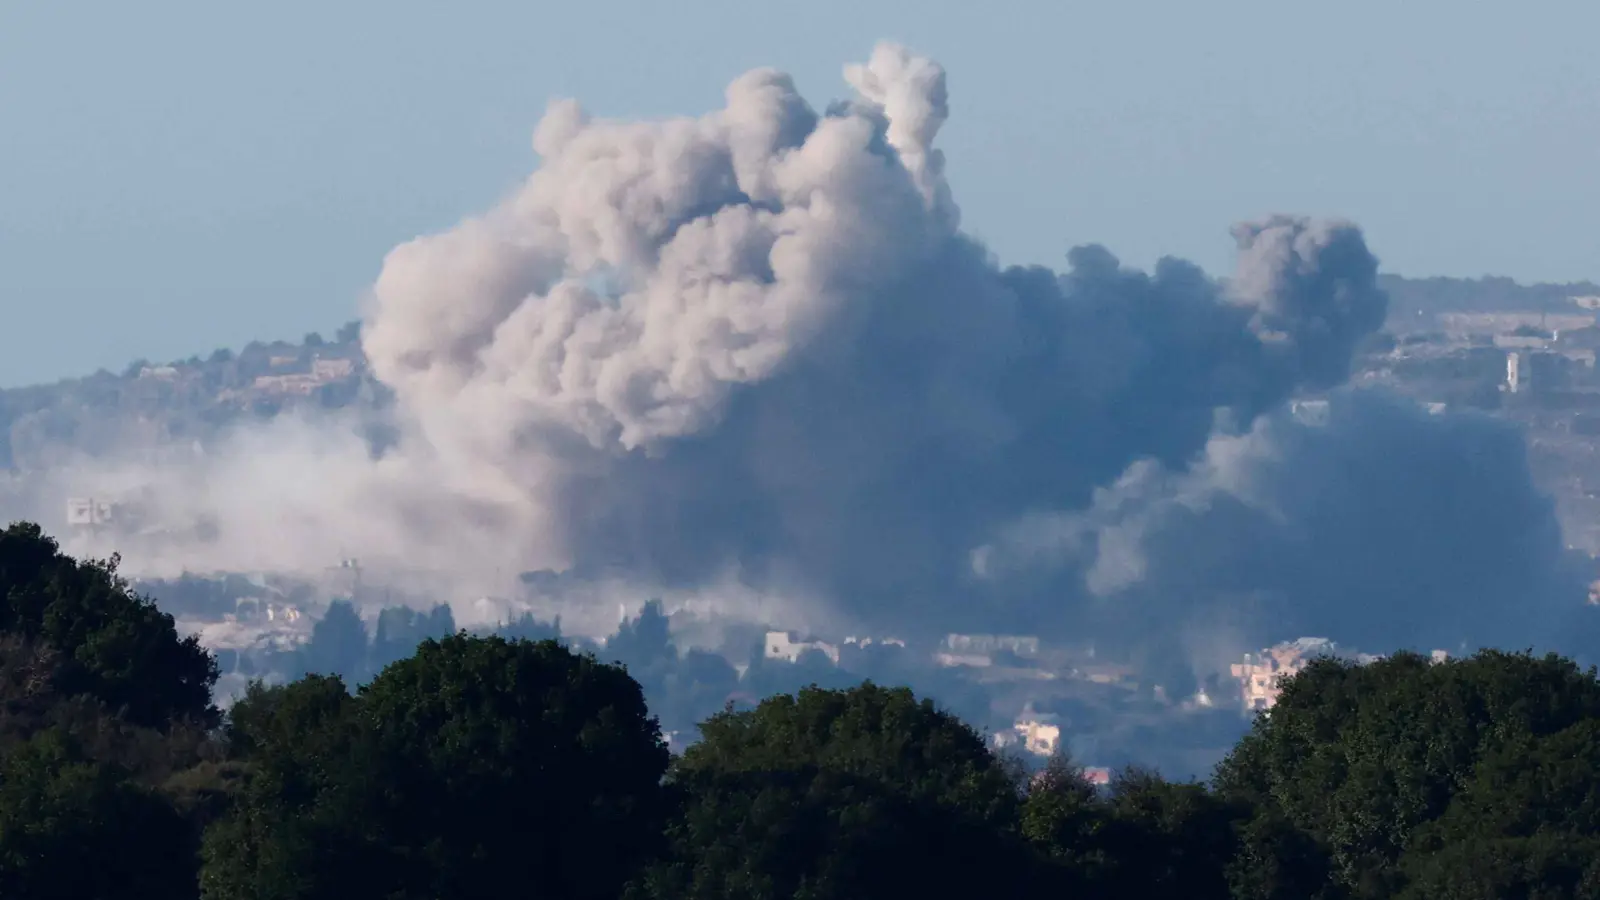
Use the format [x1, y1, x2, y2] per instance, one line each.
[0, 322, 376, 470]
[1381, 273, 1600, 321]
[4, 521, 1600, 898]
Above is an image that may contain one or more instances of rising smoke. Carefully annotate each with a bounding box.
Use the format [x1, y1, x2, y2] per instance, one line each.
[9, 43, 1585, 658]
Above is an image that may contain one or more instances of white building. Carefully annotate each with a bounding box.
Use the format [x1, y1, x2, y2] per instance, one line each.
[1290, 399, 1330, 426]
[992, 706, 1062, 758]
[764, 631, 840, 666]
[942, 634, 1040, 657]
[1230, 637, 1341, 713]
[1507, 351, 1527, 394]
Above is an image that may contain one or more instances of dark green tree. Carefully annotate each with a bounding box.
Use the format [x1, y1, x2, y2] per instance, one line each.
[1395, 717, 1600, 898]
[631, 684, 1036, 900]
[1099, 769, 1237, 900]
[201, 677, 370, 900]
[0, 729, 197, 900]
[370, 606, 421, 671]
[1215, 649, 1600, 899]
[297, 600, 368, 686]
[202, 636, 669, 900]
[422, 603, 455, 640]
[677, 683, 1018, 820]
[0, 522, 217, 729]
[608, 599, 673, 672]
[1023, 757, 1239, 899]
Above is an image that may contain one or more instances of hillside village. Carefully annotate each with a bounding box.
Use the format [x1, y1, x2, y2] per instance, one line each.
[0, 321, 380, 471]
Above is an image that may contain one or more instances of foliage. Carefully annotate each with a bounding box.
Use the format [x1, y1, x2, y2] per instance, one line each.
[1216, 650, 1600, 899]
[0, 522, 217, 728]
[296, 599, 369, 686]
[0, 729, 197, 900]
[632, 684, 1035, 899]
[202, 636, 670, 900]
[8, 528, 1600, 898]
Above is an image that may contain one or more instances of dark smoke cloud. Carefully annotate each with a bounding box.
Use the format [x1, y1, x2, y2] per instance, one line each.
[978, 393, 1585, 669]
[21, 43, 1582, 661]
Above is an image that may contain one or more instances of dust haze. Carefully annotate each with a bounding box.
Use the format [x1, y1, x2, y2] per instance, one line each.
[1, 43, 1581, 657]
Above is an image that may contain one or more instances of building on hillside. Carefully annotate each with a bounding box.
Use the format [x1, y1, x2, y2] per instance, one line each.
[942, 634, 1040, 657]
[312, 357, 356, 379]
[842, 635, 906, 649]
[1229, 637, 1341, 713]
[764, 631, 840, 666]
[1507, 351, 1528, 394]
[1073, 662, 1137, 685]
[993, 706, 1062, 758]
[935, 651, 994, 668]
[65, 497, 119, 528]
[1290, 399, 1330, 426]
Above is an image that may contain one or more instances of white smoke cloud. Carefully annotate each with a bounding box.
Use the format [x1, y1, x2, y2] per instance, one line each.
[3, 42, 1581, 657]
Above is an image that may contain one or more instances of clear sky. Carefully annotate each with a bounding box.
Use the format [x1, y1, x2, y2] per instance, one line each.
[3, 1, 1597, 387]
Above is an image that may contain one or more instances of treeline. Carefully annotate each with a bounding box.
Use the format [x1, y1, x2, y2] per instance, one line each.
[5, 522, 1600, 899]
[1381, 273, 1600, 319]
[233, 596, 872, 742]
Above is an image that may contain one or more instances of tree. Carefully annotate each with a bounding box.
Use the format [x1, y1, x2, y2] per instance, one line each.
[1020, 756, 1117, 891]
[370, 606, 421, 671]
[1393, 717, 1600, 899]
[297, 600, 368, 687]
[678, 684, 1018, 821]
[422, 603, 455, 639]
[632, 684, 1036, 899]
[200, 678, 369, 900]
[369, 604, 456, 674]
[0, 729, 197, 900]
[202, 636, 669, 900]
[496, 611, 561, 643]
[1214, 650, 1600, 899]
[0, 523, 218, 729]
[1098, 769, 1237, 900]
[1022, 757, 1240, 900]
[607, 599, 673, 672]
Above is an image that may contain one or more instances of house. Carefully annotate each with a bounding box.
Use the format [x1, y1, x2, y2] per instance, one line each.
[1230, 637, 1340, 713]
[764, 631, 840, 666]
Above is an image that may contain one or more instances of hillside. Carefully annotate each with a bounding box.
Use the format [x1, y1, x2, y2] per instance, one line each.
[0, 321, 384, 471]
[1382, 273, 1600, 323]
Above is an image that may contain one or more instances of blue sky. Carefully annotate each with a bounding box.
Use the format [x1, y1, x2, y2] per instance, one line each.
[3, 1, 1598, 387]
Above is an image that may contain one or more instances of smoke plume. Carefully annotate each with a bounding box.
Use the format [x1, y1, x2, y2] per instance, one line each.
[7, 43, 1583, 658]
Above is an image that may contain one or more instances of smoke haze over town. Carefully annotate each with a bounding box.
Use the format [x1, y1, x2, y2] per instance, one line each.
[1, 44, 1587, 690]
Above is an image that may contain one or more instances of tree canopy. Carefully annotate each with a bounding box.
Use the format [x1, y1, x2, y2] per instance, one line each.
[0, 523, 217, 729]
[1216, 649, 1600, 899]
[201, 636, 670, 900]
[5, 525, 1600, 899]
